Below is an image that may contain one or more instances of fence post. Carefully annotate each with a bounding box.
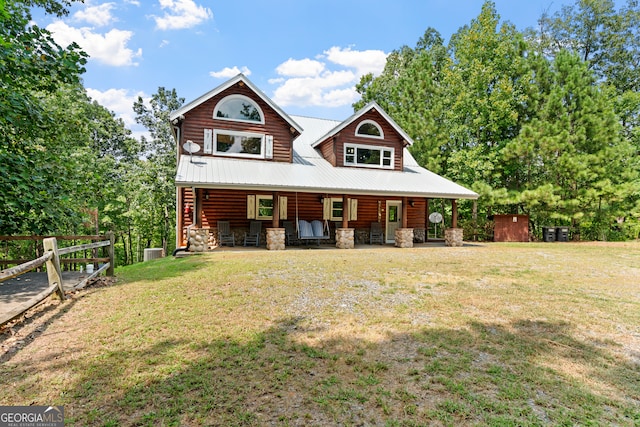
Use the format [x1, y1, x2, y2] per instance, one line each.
[107, 232, 115, 276]
[43, 237, 65, 300]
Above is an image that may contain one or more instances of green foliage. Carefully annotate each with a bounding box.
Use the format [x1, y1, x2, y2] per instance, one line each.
[357, 0, 639, 240]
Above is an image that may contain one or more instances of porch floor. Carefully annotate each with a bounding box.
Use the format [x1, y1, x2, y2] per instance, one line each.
[175, 239, 480, 256]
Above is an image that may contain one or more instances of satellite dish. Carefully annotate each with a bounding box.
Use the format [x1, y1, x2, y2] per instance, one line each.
[429, 212, 443, 223]
[183, 140, 201, 154]
[183, 140, 201, 163]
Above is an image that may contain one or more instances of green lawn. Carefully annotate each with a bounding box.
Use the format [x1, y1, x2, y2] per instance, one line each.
[1, 242, 639, 426]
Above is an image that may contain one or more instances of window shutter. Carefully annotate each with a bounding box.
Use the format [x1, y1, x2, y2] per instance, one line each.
[204, 129, 213, 154]
[349, 198, 358, 221]
[323, 197, 331, 220]
[279, 196, 288, 220]
[265, 135, 273, 159]
[247, 195, 256, 219]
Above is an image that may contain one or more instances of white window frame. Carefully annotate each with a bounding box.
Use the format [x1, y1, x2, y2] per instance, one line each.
[256, 195, 273, 220]
[355, 120, 384, 139]
[344, 143, 394, 169]
[213, 129, 265, 159]
[213, 94, 265, 124]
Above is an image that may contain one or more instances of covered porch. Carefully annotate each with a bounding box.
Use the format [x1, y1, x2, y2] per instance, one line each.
[177, 186, 466, 251]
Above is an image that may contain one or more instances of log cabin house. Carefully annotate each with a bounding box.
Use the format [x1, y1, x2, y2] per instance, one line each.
[170, 74, 478, 250]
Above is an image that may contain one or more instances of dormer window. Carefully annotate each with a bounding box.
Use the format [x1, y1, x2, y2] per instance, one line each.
[356, 120, 383, 139]
[214, 95, 264, 124]
[344, 143, 394, 169]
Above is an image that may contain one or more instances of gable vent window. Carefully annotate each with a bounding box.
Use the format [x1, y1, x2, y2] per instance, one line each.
[344, 143, 394, 169]
[356, 120, 383, 139]
[214, 94, 264, 124]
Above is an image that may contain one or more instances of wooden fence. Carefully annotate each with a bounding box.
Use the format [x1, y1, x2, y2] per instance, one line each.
[0, 235, 114, 325]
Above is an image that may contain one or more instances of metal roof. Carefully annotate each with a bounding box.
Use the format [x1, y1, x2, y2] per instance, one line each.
[175, 115, 478, 200]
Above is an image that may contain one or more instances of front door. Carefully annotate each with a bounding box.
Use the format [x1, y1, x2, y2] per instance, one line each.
[386, 201, 402, 243]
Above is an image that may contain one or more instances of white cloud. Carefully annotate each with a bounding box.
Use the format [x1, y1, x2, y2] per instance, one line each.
[324, 46, 388, 76]
[47, 21, 142, 66]
[210, 66, 251, 79]
[270, 46, 388, 108]
[272, 71, 358, 108]
[86, 87, 150, 140]
[275, 58, 325, 78]
[73, 3, 116, 27]
[153, 0, 213, 30]
[159, 39, 170, 48]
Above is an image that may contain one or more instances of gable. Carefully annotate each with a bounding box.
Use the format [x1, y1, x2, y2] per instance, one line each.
[314, 107, 407, 170]
[173, 77, 301, 163]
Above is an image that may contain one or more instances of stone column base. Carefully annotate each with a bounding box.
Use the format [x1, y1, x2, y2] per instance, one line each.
[188, 228, 209, 252]
[395, 228, 414, 248]
[266, 228, 285, 250]
[336, 228, 354, 249]
[445, 228, 464, 247]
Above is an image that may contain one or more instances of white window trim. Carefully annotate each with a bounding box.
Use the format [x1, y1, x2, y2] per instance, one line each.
[355, 119, 384, 139]
[213, 94, 265, 124]
[256, 195, 273, 220]
[213, 129, 265, 159]
[344, 143, 394, 170]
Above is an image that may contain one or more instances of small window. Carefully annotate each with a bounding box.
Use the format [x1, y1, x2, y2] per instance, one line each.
[356, 120, 383, 139]
[331, 198, 343, 221]
[256, 195, 273, 220]
[344, 143, 394, 169]
[214, 130, 264, 158]
[214, 95, 264, 123]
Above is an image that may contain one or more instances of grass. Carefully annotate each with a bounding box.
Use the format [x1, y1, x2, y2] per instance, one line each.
[1, 242, 639, 426]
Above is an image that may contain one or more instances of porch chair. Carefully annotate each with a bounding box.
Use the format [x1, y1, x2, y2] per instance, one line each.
[244, 221, 262, 247]
[217, 221, 235, 247]
[370, 222, 384, 244]
[283, 221, 300, 246]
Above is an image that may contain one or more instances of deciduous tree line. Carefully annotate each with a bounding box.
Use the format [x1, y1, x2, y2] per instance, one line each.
[1, 0, 638, 266]
[1, 0, 183, 264]
[356, 1, 640, 240]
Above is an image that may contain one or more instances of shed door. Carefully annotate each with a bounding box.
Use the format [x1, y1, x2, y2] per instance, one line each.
[386, 201, 402, 243]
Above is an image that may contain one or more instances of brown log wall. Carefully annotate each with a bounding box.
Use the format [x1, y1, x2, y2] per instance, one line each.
[178, 81, 297, 163]
[315, 109, 405, 171]
[180, 189, 427, 245]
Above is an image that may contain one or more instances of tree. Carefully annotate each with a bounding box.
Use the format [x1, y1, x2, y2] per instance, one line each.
[355, 29, 449, 173]
[133, 88, 185, 255]
[502, 50, 637, 239]
[0, 0, 87, 234]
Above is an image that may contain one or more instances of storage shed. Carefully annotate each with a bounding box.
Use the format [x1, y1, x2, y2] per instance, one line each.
[493, 214, 529, 242]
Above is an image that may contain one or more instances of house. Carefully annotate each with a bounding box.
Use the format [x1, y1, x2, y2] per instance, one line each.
[170, 74, 478, 250]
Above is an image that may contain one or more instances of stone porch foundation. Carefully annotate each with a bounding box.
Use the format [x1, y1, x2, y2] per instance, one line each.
[445, 228, 464, 247]
[395, 228, 414, 248]
[335, 228, 354, 249]
[188, 228, 209, 252]
[266, 228, 285, 250]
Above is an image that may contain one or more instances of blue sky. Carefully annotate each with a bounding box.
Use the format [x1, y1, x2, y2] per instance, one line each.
[33, 0, 578, 139]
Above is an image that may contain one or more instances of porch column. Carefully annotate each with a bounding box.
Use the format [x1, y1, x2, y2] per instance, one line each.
[452, 199, 458, 229]
[402, 196, 408, 229]
[425, 198, 430, 242]
[272, 191, 280, 228]
[445, 199, 463, 247]
[337, 194, 354, 249]
[342, 194, 349, 229]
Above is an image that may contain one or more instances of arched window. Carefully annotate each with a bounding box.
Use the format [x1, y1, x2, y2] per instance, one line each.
[214, 95, 264, 123]
[355, 120, 383, 139]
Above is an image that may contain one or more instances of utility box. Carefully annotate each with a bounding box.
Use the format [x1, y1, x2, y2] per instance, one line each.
[556, 227, 569, 242]
[144, 248, 164, 261]
[542, 227, 556, 242]
[493, 214, 529, 242]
